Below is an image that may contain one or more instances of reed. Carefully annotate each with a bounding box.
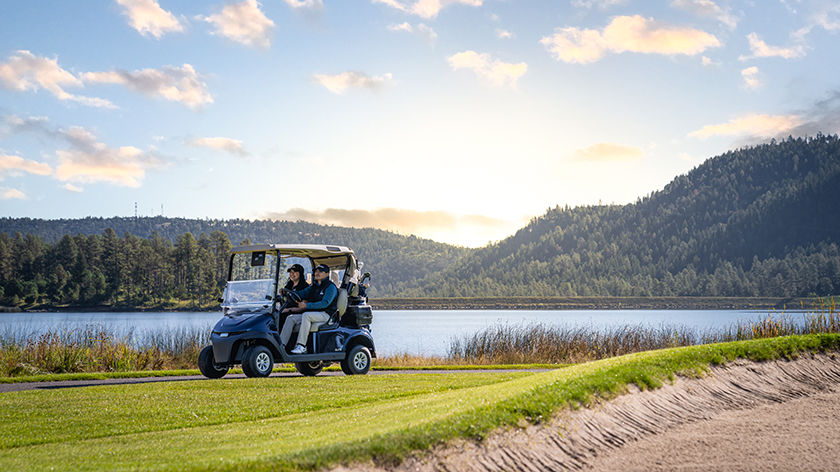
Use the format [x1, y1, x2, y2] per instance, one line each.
[0, 323, 210, 377]
[446, 297, 839, 365]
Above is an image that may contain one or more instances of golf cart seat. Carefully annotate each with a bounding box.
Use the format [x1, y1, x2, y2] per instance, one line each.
[309, 288, 347, 332]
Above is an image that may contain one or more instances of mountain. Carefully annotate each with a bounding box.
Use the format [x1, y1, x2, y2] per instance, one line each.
[392, 134, 840, 298]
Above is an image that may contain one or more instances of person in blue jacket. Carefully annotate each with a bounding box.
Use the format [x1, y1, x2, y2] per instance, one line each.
[279, 263, 338, 354]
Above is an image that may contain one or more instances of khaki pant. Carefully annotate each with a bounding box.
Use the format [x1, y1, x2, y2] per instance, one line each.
[280, 311, 330, 347]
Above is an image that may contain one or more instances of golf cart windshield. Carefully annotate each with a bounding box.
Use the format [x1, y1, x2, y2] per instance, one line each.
[222, 251, 279, 315]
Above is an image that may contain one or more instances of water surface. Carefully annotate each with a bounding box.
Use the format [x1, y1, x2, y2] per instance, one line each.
[0, 308, 778, 357]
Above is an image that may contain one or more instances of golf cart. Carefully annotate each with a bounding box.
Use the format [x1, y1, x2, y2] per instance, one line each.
[198, 244, 375, 378]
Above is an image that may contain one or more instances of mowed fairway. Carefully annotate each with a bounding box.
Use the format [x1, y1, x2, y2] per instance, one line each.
[0, 371, 538, 471]
[3, 334, 839, 471]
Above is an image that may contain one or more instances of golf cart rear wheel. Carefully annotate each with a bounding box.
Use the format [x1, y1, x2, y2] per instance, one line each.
[198, 345, 229, 379]
[295, 361, 323, 376]
[243, 345, 274, 378]
[341, 345, 371, 375]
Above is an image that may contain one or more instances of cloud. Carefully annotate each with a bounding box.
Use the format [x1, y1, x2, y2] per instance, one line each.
[0, 52, 209, 109]
[495, 29, 515, 39]
[688, 114, 803, 139]
[284, 0, 324, 11]
[264, 207, 512, 243]
[1, 188, 26, 200]
[387, 22, 413, 32]
[387, 22, 437, 46]
[738, 32, 806, 60]
[372, 0, 483, 19]
[0, 51, 115, 108]
[283, 0, 324, 21]
[447, 51, 527, 87]
[793, 3, 840, 39]
[200, 0, 274, 48]
[0, 154, 53, 178]
[83, 64, 212, 109]
[573, 142, 645, 161]
[689, 92, 840, 146]
[540, 15, 720, 64]
[670, 0, 738, 29]
[812, 3, 840, 31]
[55, 144, 164, 188]
[63, 183, 84, 193]
[741, 66, 762, 90]
[115, 0, 184, 38]
[2, 116, 167, 187]
[185, 137, 249, 157]
[701, 55, 721, 67]
[571, 0, 628, 10]
[314, 71, 393, 94]
[1, 114, 51, 138]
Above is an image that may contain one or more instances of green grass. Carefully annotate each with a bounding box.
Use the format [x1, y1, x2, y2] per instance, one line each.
[2, 334, 838, 471]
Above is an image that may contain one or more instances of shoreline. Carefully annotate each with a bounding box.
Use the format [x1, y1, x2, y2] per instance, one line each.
[3, 296, 826, 313]
[369, 296, 812, 311]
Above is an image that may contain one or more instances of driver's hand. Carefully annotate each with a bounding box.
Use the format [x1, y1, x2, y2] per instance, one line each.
[297, 301, 307, 309]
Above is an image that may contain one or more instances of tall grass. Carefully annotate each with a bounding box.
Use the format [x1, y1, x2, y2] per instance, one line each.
[0, 323, 209, 377]
[446, 297, 840, 365]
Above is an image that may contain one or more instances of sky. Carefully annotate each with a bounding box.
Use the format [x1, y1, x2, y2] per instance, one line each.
[1, 0, 839, 248]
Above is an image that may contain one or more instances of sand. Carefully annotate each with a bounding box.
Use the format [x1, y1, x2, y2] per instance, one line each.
[333, 352, 840, 472]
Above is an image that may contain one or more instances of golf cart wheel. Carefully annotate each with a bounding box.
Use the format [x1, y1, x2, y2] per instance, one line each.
[295, 361, 323, 376]
[198, 345, 229, 379]
[243, 345, 274, 378]
[341, 345, 371, 375]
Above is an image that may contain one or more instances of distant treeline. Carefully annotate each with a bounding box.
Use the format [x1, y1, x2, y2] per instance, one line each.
[0, 216, 471, 302]
[0, 230, 231, 309]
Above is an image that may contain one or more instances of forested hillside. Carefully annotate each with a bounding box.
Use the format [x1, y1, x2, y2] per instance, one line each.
[0, 218, 470, 307]
[393, 135, 840, 298]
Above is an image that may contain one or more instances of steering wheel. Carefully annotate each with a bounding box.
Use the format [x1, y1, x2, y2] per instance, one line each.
[281, 289, 301, 303]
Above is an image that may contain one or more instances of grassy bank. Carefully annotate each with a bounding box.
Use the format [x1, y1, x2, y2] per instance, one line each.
[1, 334, 838, 471]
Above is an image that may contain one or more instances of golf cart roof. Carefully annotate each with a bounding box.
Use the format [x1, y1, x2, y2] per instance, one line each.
[230, 244, 354, 257]
[230, 244, 356, 269]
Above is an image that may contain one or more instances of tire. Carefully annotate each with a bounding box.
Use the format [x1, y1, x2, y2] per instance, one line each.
[295, 361, 323, 376]
[198, 345, 229, 379]
[243, 345, 274, 378]
[341, 345, 371, 375]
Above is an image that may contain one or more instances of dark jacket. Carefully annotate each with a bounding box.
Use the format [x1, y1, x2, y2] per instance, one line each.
[284, 279, 309, 292]
[293, 279, 338, 314]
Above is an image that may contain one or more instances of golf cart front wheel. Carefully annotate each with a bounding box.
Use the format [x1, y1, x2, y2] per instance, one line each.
[243, 345, 274, 378]
[198, 345, 229, 379]
[341, 345, 371, 375]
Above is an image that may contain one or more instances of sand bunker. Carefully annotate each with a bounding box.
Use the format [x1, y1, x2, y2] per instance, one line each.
[334, 352, 840, 472]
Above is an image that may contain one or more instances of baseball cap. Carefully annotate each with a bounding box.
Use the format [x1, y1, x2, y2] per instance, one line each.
[314, 264, 330, 273]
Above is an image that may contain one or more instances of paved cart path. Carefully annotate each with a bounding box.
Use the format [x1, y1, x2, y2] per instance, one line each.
[0, 368, 552, 393]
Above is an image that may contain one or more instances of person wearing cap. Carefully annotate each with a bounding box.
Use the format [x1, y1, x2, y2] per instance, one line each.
[279, 263, 338, 355]
[284, 264, 309, 292]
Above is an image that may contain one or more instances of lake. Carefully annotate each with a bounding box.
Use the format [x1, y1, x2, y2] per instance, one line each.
[0, 308, 780, 357]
